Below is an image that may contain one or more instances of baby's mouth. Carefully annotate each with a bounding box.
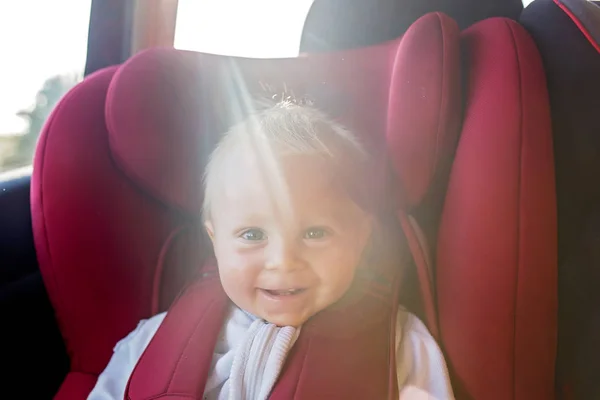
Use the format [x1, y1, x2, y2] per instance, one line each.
[261, 288, 306, 296]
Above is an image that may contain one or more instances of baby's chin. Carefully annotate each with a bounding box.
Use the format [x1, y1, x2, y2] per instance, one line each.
[257, 311, 311, 328]
[229, 298, 311, 327]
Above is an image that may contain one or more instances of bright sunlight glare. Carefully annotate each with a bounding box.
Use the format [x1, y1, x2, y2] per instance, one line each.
[0, 0, 92, 135]
[175, 0, 315, 58]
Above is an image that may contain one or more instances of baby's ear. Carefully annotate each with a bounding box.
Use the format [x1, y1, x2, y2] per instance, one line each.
[204, 221, 215, 243]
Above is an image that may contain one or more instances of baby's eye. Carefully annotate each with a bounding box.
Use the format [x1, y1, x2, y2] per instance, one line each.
[240, 228, 266, 241]
[304, 227, 328, 240]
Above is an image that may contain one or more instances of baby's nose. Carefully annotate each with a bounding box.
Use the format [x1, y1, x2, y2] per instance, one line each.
[265, 241, 305, 272]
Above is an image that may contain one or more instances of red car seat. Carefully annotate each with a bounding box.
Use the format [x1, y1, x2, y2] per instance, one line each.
[520, 0, 600, 398]
[31, 12, 556, 400]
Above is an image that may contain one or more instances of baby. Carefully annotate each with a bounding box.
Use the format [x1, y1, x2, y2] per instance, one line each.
[88, 100, 453, 399]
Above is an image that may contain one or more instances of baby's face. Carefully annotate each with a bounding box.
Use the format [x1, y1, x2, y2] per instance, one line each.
[205, 153, 372, 327]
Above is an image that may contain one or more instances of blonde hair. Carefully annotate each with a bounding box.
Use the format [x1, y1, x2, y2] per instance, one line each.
[202, 99, 369, 222]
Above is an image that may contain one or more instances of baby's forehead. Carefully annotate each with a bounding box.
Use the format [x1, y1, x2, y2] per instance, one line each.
[214, 152, 357, 213]
[222, 151, 338, 196]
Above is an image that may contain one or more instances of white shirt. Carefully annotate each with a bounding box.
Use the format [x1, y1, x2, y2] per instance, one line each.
[88, 307, 453, 400]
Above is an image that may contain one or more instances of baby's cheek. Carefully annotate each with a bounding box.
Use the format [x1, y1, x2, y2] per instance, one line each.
[218, 265, 257, 311]
[316, 254, 357, 293]
[218, 253, 263, 290]
[338, 256, 363, 291]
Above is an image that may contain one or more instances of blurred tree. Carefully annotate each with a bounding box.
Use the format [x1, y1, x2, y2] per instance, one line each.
[6, 74, 79, 168]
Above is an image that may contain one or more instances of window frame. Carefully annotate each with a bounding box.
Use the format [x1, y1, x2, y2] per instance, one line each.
[130, 0, 179, 55]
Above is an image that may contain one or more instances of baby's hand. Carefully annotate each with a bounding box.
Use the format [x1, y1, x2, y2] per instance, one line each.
[399, 386, 441, 400]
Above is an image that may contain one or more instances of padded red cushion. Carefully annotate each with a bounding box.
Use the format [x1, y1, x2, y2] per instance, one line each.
[29, 66, 154, 379]
[32, 66, 190, 376]
[386, 12, 461, 208]
[106, 12, 461, 214]
[436, 18, 557, 400]
[32, 12, 462, 395]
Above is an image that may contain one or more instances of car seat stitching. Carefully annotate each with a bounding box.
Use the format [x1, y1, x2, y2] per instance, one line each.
[151, 226, 187, 314]
[506, 19, 524, 400]
[433, 12, 446, 181]
[553, 0, 600, 54]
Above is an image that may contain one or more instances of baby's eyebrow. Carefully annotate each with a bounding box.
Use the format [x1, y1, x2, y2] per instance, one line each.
[301, 205, 356, 223]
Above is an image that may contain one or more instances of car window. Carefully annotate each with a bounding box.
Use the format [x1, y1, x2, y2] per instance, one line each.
[0, 0, 92, 175]
[174, 0, 315, 58]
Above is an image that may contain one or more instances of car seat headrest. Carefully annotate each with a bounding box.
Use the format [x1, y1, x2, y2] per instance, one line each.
[553, 0, 600, 53]
[105, 12, 461, 215]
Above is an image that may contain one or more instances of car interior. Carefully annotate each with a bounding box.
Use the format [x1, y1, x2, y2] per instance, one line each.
[1, 0, 599, 399]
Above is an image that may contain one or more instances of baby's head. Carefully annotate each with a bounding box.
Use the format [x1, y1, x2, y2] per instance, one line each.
[203, 100, 377, 327]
